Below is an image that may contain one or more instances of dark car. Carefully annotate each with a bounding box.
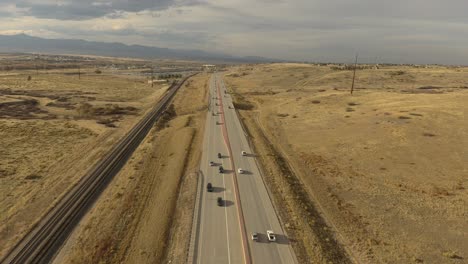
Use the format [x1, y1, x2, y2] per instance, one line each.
[217, 197, 223, 206]
[219, 166, 224, 173]
[207, 183, 213, 192]
[217, 153, 222, 159]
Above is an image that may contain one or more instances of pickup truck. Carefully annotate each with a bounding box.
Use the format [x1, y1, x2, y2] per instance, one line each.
[267, 230, 276, 242]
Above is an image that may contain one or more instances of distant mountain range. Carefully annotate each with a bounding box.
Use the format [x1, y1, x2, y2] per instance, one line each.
[0, 34, 278, 63]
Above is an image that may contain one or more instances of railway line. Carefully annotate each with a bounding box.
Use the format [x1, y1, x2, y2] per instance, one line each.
[1, 74, 195, 264]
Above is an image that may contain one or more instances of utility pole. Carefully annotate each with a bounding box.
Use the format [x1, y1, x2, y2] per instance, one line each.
[35, 56, 39, 75]
[78, 65, 81, 80]
[151, 66, 154, 87]
[350, 53, 358, 95]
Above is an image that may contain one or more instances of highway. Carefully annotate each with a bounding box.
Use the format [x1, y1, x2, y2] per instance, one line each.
[192, 74, 297, 263]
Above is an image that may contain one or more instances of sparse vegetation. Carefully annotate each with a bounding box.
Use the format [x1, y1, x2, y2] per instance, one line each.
[389, 70, 406, 76]
[155, 104, 176, 129]
[96, 118, 117, 127]
[0, 99, 53, 119]
[25, 174, 42, 180]
[225, 63, 468, 264]
[233, 101, 255, 110]
[158, 73, 182, 79]
[442, 250, 462, 259]
[0, 54, 185, 259]
[76, 103, 138, 120]
[418, 86, 442, 90]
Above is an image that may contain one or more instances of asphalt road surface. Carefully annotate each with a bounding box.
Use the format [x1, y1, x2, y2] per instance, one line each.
[193, 74, 297, 264]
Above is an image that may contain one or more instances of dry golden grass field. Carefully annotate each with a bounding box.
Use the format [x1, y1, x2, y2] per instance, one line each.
[53, 73, 209, 263]
[0, 60, 173, 257]
[225, 64, 467, 263]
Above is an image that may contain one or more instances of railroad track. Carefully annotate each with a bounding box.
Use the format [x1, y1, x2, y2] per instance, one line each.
[1, 74, 196, 264]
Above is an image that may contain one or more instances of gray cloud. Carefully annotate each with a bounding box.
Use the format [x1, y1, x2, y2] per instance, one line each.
[12, 0, 199, 20]
[1, 0, 468, 64]
[40, 22, 216, 50]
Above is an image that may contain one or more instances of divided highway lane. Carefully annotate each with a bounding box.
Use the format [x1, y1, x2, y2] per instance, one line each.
[192, 73, 297, 264]
[194, 75, 244, 264]
[217, 75, 297, 264]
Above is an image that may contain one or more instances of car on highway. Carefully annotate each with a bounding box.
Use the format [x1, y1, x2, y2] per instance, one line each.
[237, 168, 244, 174]
[209, 161, 215, 166]
[207, 183, 213, 192]
[218, 153, 222, 158]
[251, 232, 259, 241]
[267, 230, 276, 242]
[241, 151, 247, 156]
[219, 166, 224, 173]
[217, 197, 223, 206]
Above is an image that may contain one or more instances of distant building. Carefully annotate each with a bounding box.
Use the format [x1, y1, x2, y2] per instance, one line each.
[148, 79, 167, 84]
[203, 64, 216, 72]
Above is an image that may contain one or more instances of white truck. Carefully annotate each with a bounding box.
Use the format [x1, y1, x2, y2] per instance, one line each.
[267, 230, 276, 242]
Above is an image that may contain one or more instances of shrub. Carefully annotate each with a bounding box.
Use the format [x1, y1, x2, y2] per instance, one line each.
[233, 102, 254, 110]
[76, 103, 93, 117]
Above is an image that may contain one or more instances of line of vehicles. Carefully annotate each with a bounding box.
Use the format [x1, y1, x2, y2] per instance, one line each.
[206, 149, 277, 242]
[208, 84, 278, 245]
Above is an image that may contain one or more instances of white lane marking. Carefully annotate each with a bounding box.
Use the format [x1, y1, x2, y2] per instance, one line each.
[197, 77, 213, 264]
[222, 78, 297, 263]
[218, 75, 232, 264]
[197, 172, 205, 264]
[222, 159, 232, 264]
[197, 75, 218, 264]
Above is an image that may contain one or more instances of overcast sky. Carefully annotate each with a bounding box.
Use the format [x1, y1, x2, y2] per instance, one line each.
[1, 0, 468, 64]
